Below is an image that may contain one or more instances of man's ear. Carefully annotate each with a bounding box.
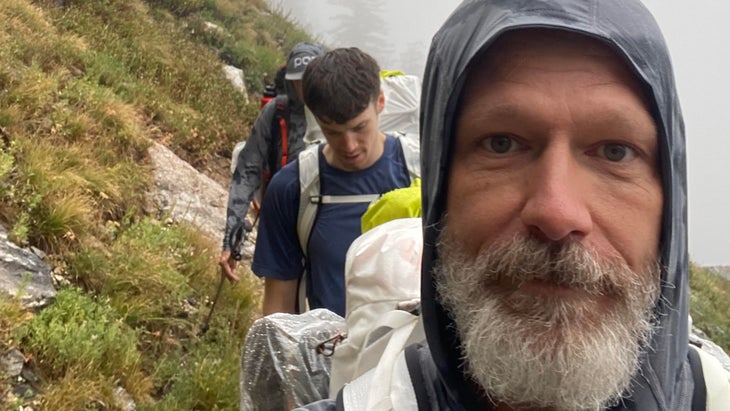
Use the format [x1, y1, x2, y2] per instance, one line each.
[376, 90, 385, 114]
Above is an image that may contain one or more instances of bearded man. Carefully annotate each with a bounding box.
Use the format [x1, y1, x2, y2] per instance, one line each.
[412, 1, 730, 410]
[296, 0, 730, 410]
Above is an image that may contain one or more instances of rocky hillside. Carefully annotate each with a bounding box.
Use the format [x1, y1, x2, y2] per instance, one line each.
[1, 0, 310, 409]
[1, 122, 255, 410]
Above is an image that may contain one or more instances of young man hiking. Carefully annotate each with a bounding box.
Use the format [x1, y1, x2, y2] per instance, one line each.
[219, 42, 324, 282]
[251, 48, 417, 317]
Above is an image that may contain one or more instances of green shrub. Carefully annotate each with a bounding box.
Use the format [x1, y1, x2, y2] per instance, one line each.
[0, 140, 17, 207]
[39, 368, 141, 411]
[14, 288, 152, 399]
[689, 264, 730, 352]
[146, 327, 241, 411]
[0, 293, 26, 348]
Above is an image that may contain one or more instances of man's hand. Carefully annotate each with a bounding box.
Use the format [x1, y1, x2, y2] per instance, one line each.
[218, 250, 241, 283]
[243, 217, 254, 232]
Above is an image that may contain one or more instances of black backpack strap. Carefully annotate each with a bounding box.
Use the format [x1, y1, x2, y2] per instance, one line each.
[335, 386, 346, 410]
[405, 344, 431, 410]
[688, 344, 707, 411]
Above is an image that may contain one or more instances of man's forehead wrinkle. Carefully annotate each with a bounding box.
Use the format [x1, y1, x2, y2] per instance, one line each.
[464, 99, 654, 130]
[477, 29, 627, 81]
[486, 52, 626, 81]
[465, 56, 653, 129]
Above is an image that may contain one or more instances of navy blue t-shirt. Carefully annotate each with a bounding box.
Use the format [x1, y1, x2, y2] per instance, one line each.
[251, 135, 411, 316]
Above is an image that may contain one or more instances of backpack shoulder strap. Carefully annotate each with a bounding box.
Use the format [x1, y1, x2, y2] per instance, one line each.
[340, 350, 417, 411]
[296, 146, 383, 256]
[689, 344, 708, 411]
[297, 144, 320, 256]
[268, 95, 290, 173]
[294, 144, 384, 315]
[689, 343, 730, 411]
[295, 145, 320, 315]
[404, 344, 430, 410]
[393, 132, 421, 182]
[276, 96, 290, 168]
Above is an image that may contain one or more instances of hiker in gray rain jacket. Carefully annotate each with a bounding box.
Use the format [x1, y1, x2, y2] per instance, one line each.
[219, 42, 324, 281]
[298, 0, 730, 410]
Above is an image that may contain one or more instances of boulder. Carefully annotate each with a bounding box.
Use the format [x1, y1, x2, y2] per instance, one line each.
[1, 349, 25, 378]
[223, 64, 250, 104]
[0, 225, 56, 309]
[146, 142, 228, 242]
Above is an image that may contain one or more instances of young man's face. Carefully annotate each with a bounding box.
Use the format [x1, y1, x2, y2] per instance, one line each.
[437, 30, 663, 409]
[319, 91, 386, 171]
[292, 79, 303, 103]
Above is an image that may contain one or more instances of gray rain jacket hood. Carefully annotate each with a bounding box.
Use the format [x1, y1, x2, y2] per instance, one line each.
[419, 0, 690, 409]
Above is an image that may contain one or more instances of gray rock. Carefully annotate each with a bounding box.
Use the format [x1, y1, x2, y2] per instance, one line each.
[223, 65, 250, 104]
[1, 349, 25, 378]
[11, 383, 34, 399]
[146, 142, 228, 242]
[203, 21, 223, 33]
[21, 367, 39, 383]
[114, 386, 136, 411]
[0, 226, 57, 309]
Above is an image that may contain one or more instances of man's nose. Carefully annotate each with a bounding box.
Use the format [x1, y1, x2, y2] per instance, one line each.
[341, 132, 359, 152]
[520, 145, 592, 242]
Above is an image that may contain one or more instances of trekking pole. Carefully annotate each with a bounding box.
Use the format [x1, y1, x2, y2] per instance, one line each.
[199, 217, 257, 335]
[199, 269, 225, 336]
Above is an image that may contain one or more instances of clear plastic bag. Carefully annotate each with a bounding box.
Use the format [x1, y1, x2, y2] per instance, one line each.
[240, 309, 346, 411]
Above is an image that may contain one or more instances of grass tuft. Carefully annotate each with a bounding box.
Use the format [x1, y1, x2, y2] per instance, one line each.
[689, 264, 730, 352]
[145, 328, 242, 410]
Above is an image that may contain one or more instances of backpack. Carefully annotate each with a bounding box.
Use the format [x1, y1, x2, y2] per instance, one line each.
[266, 94, 291, 177]
[378, 73, 420, 135]
[240, 309, 346, 410]
[327, 217, 426, 401]
[688, 336, 730, 411]
[294, 133, 421, 313]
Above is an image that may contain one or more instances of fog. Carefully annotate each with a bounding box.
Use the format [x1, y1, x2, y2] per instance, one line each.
[269, 0, 459, 75]
[268, 0, 730, 266]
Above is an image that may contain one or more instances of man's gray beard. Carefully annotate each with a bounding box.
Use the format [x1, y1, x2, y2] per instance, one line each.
[434, 231, 660, 411]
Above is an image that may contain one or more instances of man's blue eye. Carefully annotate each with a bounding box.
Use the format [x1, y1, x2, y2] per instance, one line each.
[602, 143, 629, 162]
[487, 135, 514, 153]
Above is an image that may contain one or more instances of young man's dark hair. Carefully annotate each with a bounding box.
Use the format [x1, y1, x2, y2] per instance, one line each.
[302, 47, 381, 125]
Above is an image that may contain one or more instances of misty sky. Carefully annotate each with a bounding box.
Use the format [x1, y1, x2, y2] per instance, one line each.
[269, 0, 730, 265]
